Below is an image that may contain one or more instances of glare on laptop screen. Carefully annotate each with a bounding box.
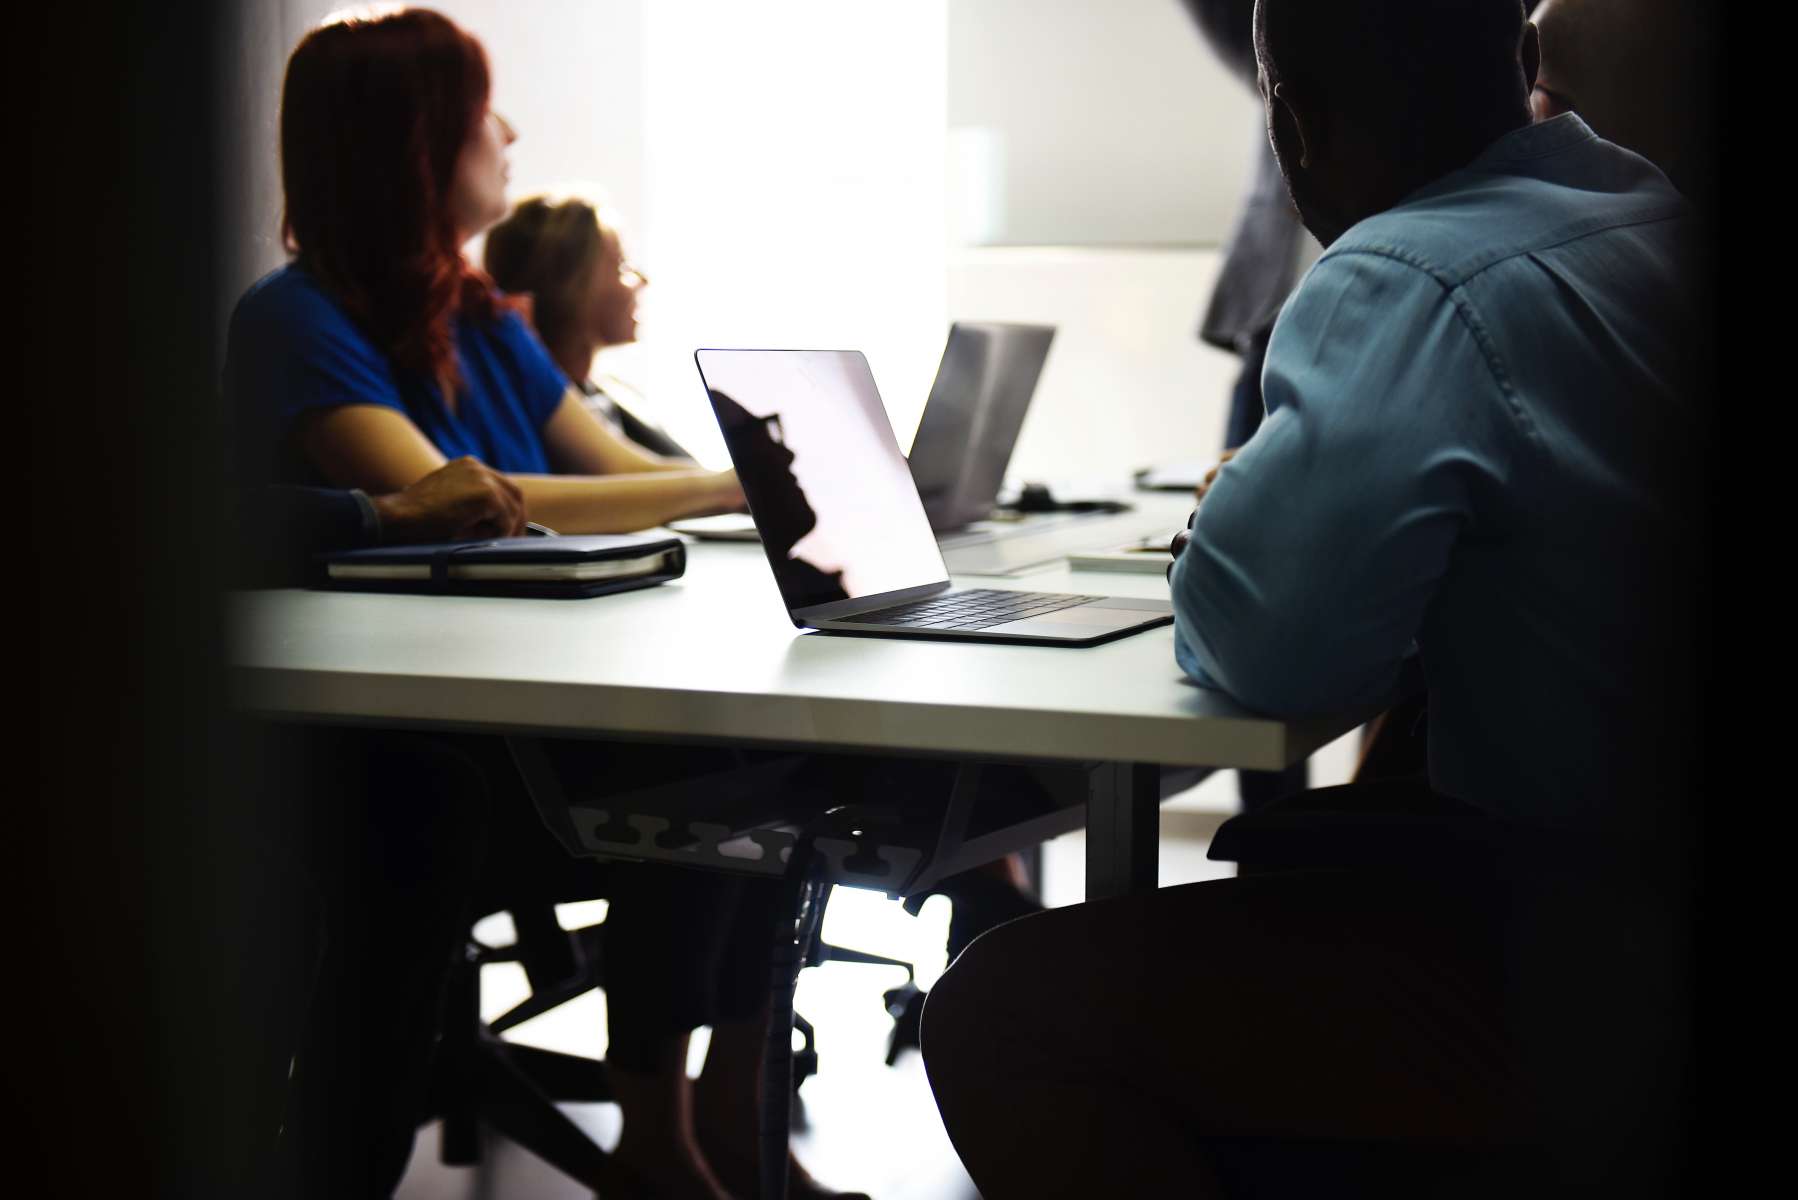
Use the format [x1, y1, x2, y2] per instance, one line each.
[697, 350, 948, 611]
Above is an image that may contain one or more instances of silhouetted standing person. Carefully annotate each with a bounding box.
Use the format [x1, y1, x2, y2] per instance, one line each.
[1180, 0, 1313, 808]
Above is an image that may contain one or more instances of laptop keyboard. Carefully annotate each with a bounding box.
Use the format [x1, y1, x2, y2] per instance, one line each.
[850, 588, 1103, 631]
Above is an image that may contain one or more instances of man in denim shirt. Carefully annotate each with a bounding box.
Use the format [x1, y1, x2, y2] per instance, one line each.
[925, 3, 1703, 1196]
[1171, 1, 1698, 833]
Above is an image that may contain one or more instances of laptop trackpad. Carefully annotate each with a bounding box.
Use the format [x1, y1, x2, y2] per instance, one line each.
[984, 606, 1147, 637]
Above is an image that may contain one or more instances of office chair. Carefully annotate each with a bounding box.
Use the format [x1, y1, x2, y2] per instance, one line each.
[1196, 784, 1533, 1198]
[884, 864, 1043, 1064]
[430, 899, 616, 1183]
[883, 763, 1212, 1064]
[1199, 780, 1691, 1200]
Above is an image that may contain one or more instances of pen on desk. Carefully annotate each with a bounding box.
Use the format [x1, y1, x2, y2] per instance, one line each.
[524, 522, 559, 537]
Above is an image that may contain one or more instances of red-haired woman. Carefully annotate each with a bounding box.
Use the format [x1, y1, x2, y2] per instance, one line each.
[229, 11, 868, 1200]
[225, 8, 741, 531]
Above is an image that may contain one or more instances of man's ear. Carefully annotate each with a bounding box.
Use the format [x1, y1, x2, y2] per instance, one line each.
[1270, 81, 1316, 169]
[1521, 20, 1541, 93]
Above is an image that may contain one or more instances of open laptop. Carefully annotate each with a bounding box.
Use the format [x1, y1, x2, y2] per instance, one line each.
[908, 321, 1055, 531]
[694, 349, 1172, 646]
[671, 321, 1055, 542]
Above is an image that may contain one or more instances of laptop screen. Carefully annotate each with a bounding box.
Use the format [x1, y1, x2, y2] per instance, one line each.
[695, 349, 949, 613]
[910, 322, 1055, 531]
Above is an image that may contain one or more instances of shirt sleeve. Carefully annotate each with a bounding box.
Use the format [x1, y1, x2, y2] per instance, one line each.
[235, 485, 374, 587]
[226, 270, 408, 451]
[1169, 250, 1526, 716]
[494, 308, 572, 428]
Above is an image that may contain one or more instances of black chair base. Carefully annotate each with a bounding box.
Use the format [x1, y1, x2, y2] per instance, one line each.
[433, 1031, 613, 1179]
[432, 889, 909, 1194]
[433, 937, 613, 1184]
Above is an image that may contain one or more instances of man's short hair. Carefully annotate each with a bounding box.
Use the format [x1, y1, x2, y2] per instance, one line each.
[1257, 0, 1531, 160]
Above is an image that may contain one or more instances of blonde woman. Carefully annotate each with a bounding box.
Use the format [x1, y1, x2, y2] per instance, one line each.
[484, 194, 692, 460]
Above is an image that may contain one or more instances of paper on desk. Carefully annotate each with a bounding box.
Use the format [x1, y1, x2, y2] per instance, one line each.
[1067, 543, 1177, 574]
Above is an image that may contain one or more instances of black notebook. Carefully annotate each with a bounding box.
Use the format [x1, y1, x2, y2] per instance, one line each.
[319, 532, 686, 599]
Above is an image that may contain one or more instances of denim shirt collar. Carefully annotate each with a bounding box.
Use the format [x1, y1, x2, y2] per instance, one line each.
[1398, 114, 1598, 211]
[1467, 112, 1597, 167]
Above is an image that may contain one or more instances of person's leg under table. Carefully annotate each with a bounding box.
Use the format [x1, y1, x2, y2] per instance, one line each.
[274, 728, 492, 1200]
[507, 739, 925, 1199]
[601, 860, 750, 1200]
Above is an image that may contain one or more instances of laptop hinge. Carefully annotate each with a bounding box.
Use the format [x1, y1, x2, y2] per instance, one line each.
[794, 580, 951, 625]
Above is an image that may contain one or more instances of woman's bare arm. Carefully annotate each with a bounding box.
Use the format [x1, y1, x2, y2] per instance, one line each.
[541, 388, 692, 475]
[296, 404, 449, 493]
[502, 469, 740, 533]
[295, 403, 742, 533]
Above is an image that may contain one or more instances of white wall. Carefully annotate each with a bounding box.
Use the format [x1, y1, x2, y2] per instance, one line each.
[217, 0, 335, 320]
[624, 0, 948, 467]
[948, 0, 1264, 247]
[948, 246, 1240, 487]
[438, 0, 648, 235]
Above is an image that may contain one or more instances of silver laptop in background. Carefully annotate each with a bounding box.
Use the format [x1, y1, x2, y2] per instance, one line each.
[908, 321, 1055, 532]
[672, 322, 1055, 544]
[694, 349, 1172, 647]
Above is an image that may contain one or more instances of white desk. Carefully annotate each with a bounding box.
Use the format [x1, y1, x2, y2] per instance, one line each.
[231, 495, 1364, 898]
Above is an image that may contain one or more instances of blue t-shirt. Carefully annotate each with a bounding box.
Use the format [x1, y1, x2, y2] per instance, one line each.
[225, 264, 570, 484]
